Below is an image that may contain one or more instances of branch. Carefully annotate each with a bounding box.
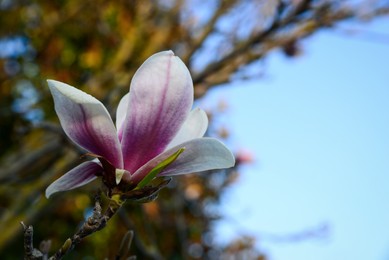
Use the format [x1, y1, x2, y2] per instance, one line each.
[49, 194, 123, 260]
[182, 0, 239, 64]
[192, 3, 389, 96]
[192, 0, 312, 84]
[21, 222, 43, 260]
[21, 194, 124, 260]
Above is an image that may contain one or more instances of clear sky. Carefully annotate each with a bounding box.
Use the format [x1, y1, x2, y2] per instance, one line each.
[204, 17, 389, 260]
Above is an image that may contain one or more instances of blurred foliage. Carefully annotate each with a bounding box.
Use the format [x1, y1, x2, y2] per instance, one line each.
[0, 0, 387, 259]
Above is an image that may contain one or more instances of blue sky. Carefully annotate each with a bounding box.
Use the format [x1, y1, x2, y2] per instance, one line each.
[204, 17, 389, 259]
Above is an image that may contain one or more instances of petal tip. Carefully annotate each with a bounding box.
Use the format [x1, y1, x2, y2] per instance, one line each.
[211, 138, 236, 168]
[227, 153, 236, 168]
[47, 79, 64, 89]
[46, 79, 56, 90]
[212, 139, 235, 168]
[156, 50, 175, 58]
[47, 79, 73, 96]
[45, 186, 54, 199]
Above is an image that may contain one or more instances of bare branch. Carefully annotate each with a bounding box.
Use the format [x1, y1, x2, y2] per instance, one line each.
[192, 0, 312, 84]
[48, 194, 123, 260]
[192, 3, 389, 96]
[21, 222, 43, 260]
[183, 0, 239, 64]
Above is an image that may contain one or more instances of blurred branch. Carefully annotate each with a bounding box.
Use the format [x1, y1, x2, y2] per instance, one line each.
[335, 24, 389, 45]
[183, 0, 239, 64]
[0, 140, 62, 183]
[115, 230, 135, 260]
[191, 3, 389, 97]
[261, 223, 329, 243]
[192, 0, 312, 84]
[118, 209, 163, 260]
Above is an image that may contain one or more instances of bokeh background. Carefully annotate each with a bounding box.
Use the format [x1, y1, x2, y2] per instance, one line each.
[0, 0, 388, 259]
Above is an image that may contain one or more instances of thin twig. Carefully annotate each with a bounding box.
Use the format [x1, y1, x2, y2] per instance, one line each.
[21, 194, 124, 260]
[21, 222, 43, 260]
[48, 195, 123, 260]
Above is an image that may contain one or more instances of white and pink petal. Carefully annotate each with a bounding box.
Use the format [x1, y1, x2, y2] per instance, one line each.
[116, 92, 129, 139]
[130, 138, 235, 184]
[159, 138, 235, 176]
[120, 51, 194, 173]
[48, 80, 123, 168]
[45, 161, 103, 198]
[165, 108, 208, 150]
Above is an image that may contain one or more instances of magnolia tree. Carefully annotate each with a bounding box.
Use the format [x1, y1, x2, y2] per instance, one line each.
[0, 0, 388, 259]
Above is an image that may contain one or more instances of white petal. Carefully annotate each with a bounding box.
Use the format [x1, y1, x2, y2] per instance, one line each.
[160, 138, 235, 176]
[165, 108, 208, 150]
[48, 80, 123, 168]
[116, 93, 129, 139]
[130, 138, 235, 183]
[45, 161, 102, 198]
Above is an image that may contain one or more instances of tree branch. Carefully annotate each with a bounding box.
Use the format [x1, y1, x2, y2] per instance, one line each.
[192, 0, 312, 84]
[49, 194, 123, 260]
[192, 3, 389, 96]
[21, 222, 43, 260]
[183, 0, 239, 64]
[21, 194, 124, 260]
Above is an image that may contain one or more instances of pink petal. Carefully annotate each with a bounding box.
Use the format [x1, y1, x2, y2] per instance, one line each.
[48, 80, 123, 168]
[130, 138, 235, 184]
[120, 51, 194, 173]
[45, 161, 102, 198]
[165, 108, 208, 150]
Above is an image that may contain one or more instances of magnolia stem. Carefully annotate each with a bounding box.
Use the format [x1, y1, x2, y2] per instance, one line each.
[21, 178, 168, 259]
[21, 222, 43, 260]
[22, 194, 124, 260]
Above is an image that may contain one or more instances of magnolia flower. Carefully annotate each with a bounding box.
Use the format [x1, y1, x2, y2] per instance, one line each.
[46, 51, 235, 198]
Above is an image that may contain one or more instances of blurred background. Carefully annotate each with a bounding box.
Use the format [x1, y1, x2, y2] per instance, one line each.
[0, 0, 388, 259]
